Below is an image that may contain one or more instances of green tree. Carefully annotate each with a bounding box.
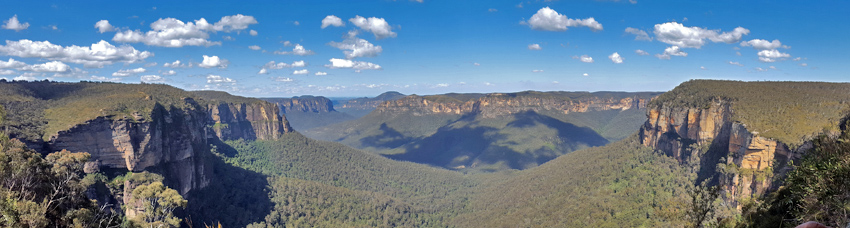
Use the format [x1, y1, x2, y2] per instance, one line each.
[130, 182, 187, 228]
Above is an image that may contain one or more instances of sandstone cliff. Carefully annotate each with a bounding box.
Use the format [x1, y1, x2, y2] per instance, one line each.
[639, 99, 806, 209]
[49, 99, 211, 195]
[377, 92, 651, 117]
[262, 96, 334, 113]
[339, 91, 406, 110]
[206, 101, 292, 141]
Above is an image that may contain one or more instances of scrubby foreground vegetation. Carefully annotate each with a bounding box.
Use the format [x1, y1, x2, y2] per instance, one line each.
[0, 80, 848, 227]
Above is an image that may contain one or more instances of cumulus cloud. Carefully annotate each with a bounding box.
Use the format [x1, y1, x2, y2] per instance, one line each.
[249, 30, 258, 36]
[0, 69, 15, 75]
[0, 58, 27, 69]
[140, 75, 165, 83]
[573, 55, 593, 63]
[19, 61, 70, 72]
[112, 67, 146, 77]
[198, 55, 228, 68]
[89, 76, 122, 82]
[473, 62, 480, 66]
[206, 74, 236, 84]
[754, 67, 768, 72]
[274, 77, 295, 82]
[653, 22, 749, 48]
[163, 60, 189, 68]
[349, 16, 396, 39]
[291, 60, 306, 67]
[528, 44, 542, 50]
[322, 15, 344, 29]
[757, 49, 790, 62]
[314, 71, 327, 76]
[635, 49, 649, 56]
[655, 46, 687, 59]
[740, 39, 787, 50]
[161, 70, 176, 75]
[0, 39, 153, 68]
[274, 44, 315, 56]
[257, 68, 268, 74]
[324, 58, 381, 70]
[2, 15, 29, 32]
[728, 61, 744, 66]
[583, 73, 589, 76]
[625, 27, 652, 41]
[95, 20, 114, 33]
[608, 52, 624, 63]
[248, 45, 261, 50]
[14, 73, 39, 81]
[292, 69, 309, 75]
[112, 14, 257, 47]
[328, 36, 382, 58]
[527, 7, 603, 32]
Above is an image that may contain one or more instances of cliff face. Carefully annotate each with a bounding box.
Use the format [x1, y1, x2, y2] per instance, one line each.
[377, 93, 649, 117]
[339, 91, 406, 110]
[49, 100, 211, 195]
[263, 96, 334, 113]
[639, 100, 805, 208]
[206, 101, 292, 141]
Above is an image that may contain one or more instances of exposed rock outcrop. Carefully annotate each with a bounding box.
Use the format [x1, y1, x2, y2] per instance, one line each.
[639, 99, 806, 208]
[206, 101, 292, 141]
[377, 92, 651, 118]
[339, 91, 406, 110]
[49, 100, 211, 195]
[262, 96, 334, 113]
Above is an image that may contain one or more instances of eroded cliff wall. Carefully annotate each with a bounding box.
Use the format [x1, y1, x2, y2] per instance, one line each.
[206, 101, 292, 141]
[377, 93, 650, 117]
[639, 100, 806, 208]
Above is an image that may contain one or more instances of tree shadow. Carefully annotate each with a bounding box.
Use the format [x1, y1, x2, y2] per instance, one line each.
[359, 123, 417, 149]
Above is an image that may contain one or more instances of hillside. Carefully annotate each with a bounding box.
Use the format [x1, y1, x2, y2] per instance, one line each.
[306, 91, 659, 171]
[335, 91, 407, 117]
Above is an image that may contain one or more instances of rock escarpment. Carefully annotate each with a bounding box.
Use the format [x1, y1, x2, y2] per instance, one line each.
[338, 91, 407, 110]
[262, 96, 334, 113]
[639, 99, 806, 208]
[206, 101, 292, 141]
[377, 92, 651, 117]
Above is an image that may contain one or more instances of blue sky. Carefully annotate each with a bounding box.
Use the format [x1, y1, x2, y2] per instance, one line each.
[0, 0, 847, 97]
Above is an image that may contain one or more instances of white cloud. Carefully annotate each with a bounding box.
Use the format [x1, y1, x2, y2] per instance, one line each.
[248, 45, 261, 50]
[635, 49, 649, 56]
[608, 52, 624, 64]
[700, 66, 706, 70]
[740, 39, 787, 50]
[163, 60, 189, 68]
[435, 83, 449, 87]
[328, 36, 382, 58]
[282, 41, 292, 46]
[95, 20, 114, 33]
[314, 71, 327, 76]
[249, 30, 258, 36]
[582, 73, 589, 76]
[655, 46, 687, 59]
[728, 61, 744, 66]
[489, 8, 498, 12]
[0, 39, 153, 68]
[322, 15, 344, 29]
[757, 49, 790, 62]
[473, 62, 480, 66]
[161, 70, 176, 75]
[198, 55, 229, 68]
[293, 21, 300, 26]
[258, 68, 268, 74]
[14, 73, 38, 81]
[754, 67, 768, 72]
[799, 63, 808, 67]
[349, 16, 397, 39]
[19, 61, 70, 72]
[0, 69, 15, 75]
[532, 69, 544, 73]
[528, 44, 542, 50]
[263, 61, 290, 69]
[2, 15, 29, 32]
[274, 77, 295, 82]
[206, 74, 236, 84]
[527, 7, 603, 32]
[112, 67, 146, 77]
[324, 58, 381, 70]
[0, 58, 27, 69]
[112, 14, 257, 47]
[625, 27, 651, 41]
[140, 75, 165, 83]
[292, 69, 309, 75]
[653, 22, 749, 48]
[274, 44, 315, 56]
[89, 76, 122, 82]
[793, 57, 805, 61]
[574, 55, 593, 63]
[291, 60, 306, 67]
